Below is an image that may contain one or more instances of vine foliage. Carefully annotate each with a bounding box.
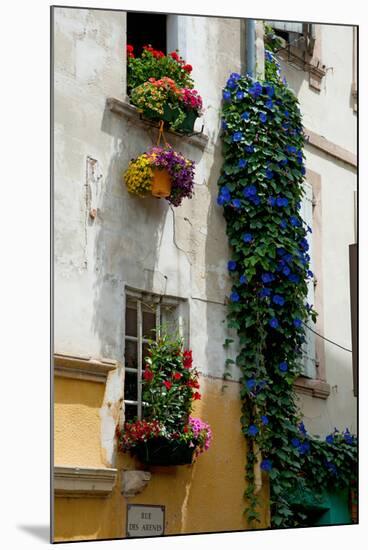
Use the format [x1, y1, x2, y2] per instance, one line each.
[218, 49, 357, 528]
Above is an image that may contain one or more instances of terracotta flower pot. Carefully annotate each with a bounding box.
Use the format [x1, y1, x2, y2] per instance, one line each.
[151, 168, 172, 198]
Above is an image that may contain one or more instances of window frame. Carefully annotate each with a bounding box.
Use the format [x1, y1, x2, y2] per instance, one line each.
[123, 286, 187, 420]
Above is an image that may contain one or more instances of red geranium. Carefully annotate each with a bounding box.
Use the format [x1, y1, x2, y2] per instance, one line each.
[187, 379, 200, 389]
[169, 51, 179, 61]
[183, 64, 193, 73]
[193, 392, 201, 400]
[183, 349, 193, 368]
[143, 368, 154, 381]
[172, 372, 182, 380]
[163, 380, 172, 390]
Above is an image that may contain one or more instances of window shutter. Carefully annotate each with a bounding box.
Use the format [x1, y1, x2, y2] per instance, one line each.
[300, 181, 316, 378]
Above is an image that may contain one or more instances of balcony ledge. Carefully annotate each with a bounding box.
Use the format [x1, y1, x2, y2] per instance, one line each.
[54, 465, 118, 498]
[54, 352, 118, 383]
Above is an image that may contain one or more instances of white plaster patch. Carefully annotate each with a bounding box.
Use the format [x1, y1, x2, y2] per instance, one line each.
[76, 37, 107, 82]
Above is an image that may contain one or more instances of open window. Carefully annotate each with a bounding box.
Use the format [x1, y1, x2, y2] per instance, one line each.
[123, 288, 188, 422]
[127, 11, 167, 56]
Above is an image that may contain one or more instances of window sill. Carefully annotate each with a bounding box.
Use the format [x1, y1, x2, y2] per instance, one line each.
[54, 352, 118, 383]
[294, 376, 330, 400]
[54, 465, 118, 498]
[106, 97, 209, 151]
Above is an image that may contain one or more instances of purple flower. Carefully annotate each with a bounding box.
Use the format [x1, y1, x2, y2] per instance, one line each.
[259, 112, 267, 123]
[230, 291, 240, 302]
[232, 131, 243, 142]
[248, 424, 259, 436]
[241, 111, 250, 121]
[239, 274, 248, 284]
[228, 260, 237, 271]
[269, 317, 279, 329]
[273, 294, 285, 306]
[238, 158, 247, 168]
[279, 361, 288, 372]
[242, 233, 253, 243]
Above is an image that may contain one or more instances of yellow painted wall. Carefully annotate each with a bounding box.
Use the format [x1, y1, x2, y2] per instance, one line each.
[54, 375, 270, 541]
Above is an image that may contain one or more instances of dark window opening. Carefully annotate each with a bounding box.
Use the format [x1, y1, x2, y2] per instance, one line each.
[127, 12, 167, 56]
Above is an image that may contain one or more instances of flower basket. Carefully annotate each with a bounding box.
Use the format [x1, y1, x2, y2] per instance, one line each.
[133, 436, 197, 466]
[151, 168, 172, 198]
[142, 103, 181, 124]
[175, 109, 198, 134]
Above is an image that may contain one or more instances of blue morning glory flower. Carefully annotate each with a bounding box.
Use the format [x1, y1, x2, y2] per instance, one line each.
[269, 318, 279, 329]
[230, 72, 241, 81]
[300, 238, 309, 251]
[268, 196, 276, 207]
[232, 199, 241, 208]
[298, 441, 310, 455]
[273, 294, 285, 306]
[259, 112, 267, 123]
[236, 90, 245, 100]
[326, 434, 334, 444]
[226, 78, 238, 90]
[221, 119, 228, 130]
[238, 158, 247, 168]
[248, 425, 259, 436]
[260, 459, 272, 472]
[228, 260, 237, 271]
[291, 437, 300, 448]
[307, 270, 314, 279]
[282, 265, 291, 277]
[223, 90, 231, 101]
[265, 50, 273, 62]
[244, 144, 254, 153]
[276, 197, 289, 207]
[284, 254, 293, 264]
[286, 145, 297, 155]
[279, 361, 288, 372]
[265, 99, 274, 109]
[264, 84, 274, 97]
[279, 158, 288, 166]
[232, 131, 243, 142]
[259, 288, 272, 298]
[280, 219, 287, 229]
[293, 318, 302, 328]
[301, 166, 306, 175]
[290, 216, 300, 227]
[284, 110, 290, 118]
[230, 291, 240, 302]
[277, 248, 286, 257]
[261, 415, 269, 425]
[243, 185, 257, 198]
[239, 274, 248, 284]
[343, 429, 354, 444]
[241, 111, 250, 121]
[299, 422, 307, 435]
[248, 81, 262, 98]
[246, 379, 256, 390]
[261, 272, 275, 284]
[242, 233, 253, 243]
[265, 168, 274, 179]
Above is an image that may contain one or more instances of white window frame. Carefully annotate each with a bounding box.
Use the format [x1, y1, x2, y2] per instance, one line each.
[123, 287, 187, 420]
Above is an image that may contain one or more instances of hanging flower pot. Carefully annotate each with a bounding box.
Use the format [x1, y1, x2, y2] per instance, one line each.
[133, 437, 196, 466]
[151, 168, 172, 198]
[123, 145, 195, 207]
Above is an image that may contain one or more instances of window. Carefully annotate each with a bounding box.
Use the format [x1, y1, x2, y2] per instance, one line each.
[265, 21, 315, 55]
[123, 288, 188, 421]
[300, 180, 317, 378]
[126, 12, 167, 56]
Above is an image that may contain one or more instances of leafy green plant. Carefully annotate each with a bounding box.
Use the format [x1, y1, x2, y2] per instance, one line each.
[218, 47, 357, 528]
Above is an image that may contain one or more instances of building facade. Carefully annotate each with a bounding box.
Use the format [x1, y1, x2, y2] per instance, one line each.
[52, 7, 357, 541]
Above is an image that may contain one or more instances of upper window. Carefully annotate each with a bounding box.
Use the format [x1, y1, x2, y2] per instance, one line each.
[127, 12, 167, 57]
[265, 21, 316, 55]
[124, 288, 188, 421]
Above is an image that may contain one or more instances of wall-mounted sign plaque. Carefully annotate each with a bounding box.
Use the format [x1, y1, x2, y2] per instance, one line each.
[126, 504, 165, 537]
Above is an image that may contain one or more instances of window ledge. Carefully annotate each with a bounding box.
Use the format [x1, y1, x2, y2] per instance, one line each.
[294, 377, 330, 399]
[106, 97, 209, 151]
[54, 352, 118, 383]
[54, 465, 118, 498]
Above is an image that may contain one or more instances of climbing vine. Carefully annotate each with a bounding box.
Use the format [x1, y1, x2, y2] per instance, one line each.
[218, 47, 357, 528]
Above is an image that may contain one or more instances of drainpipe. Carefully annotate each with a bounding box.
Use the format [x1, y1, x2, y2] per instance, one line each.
[246, 19, 256, 77]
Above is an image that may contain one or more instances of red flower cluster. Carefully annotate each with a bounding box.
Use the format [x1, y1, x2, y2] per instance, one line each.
[143, 367, 154, 381]
[172, 372, 182, 380]
[126, 44, 135, 59]
[187, 379, 200, 389]
[143, 44, 165, 58]
[118, 419, 162, 450]
[183, 64, 193, 73]
[183, 349, 193, 369]
[193, 392, 201, 400]
[163, 380, 172, 390]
